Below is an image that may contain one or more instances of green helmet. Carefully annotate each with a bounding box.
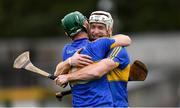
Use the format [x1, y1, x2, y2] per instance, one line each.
[61, 11, 87, 37]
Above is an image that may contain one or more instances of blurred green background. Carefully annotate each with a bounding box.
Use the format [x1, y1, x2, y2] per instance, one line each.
[0, 0, 180, 37]
[0, 0, 180, 107]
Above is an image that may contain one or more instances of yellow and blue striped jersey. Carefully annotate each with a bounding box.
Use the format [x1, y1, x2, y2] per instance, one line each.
[107, 46, 130, 107]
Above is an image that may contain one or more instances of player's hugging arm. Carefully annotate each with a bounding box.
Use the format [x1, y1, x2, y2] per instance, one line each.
[63, 58, 117, 81]
[111, 34, 131, 48]
[54, 48, 93, 76]
[54, 58, 71, 76]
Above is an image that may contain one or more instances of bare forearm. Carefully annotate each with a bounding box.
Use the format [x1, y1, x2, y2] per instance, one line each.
[54, 59, 71, 76]
[66, 58, 117, 81]
[112, 34, 132, 47]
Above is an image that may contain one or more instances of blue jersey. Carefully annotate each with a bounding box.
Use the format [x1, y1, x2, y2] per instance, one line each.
[62, 37, 115, 107]
[107, 47, 130, 107]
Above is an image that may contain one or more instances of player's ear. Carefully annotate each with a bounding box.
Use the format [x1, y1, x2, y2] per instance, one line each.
[83, 20, 90, 31]
[107, 28, 112, 37]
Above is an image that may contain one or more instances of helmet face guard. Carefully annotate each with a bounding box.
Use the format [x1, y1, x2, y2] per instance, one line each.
[61, 11, 87, 37]
[89, 11, 113, 30]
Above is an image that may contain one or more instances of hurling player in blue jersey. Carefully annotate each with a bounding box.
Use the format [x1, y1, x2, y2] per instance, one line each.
[55, 11, 131, 107]
[54, 11, 131, 107]
[89, 11, 130, 107]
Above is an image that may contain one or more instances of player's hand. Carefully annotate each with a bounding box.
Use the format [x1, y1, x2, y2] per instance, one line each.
[55, 75, 68, 87]
[70, 48, 93, 67]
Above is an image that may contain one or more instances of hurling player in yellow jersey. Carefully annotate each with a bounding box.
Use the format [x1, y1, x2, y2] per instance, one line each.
[89, 11, 130, 107]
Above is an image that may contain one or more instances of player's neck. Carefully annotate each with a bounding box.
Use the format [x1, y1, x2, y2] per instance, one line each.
[73, 32, 89, 41]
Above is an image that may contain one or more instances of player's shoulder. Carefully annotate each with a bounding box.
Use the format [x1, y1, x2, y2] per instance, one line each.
[111, 46, 127, 51]
[64, 43, 71, 47]
[110, 46, 128, 57]
[93, 37, 113, 43]
[63, 43, 71, 51]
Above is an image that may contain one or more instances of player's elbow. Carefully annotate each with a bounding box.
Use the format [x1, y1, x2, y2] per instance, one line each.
[125, 36, 131, 46]
[92, 72, 103, 79]
[113, 34, 132, 47]
[92, 59, 117, 79]
[93, 63, 116, 79]
[120, 35, 131, 46]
